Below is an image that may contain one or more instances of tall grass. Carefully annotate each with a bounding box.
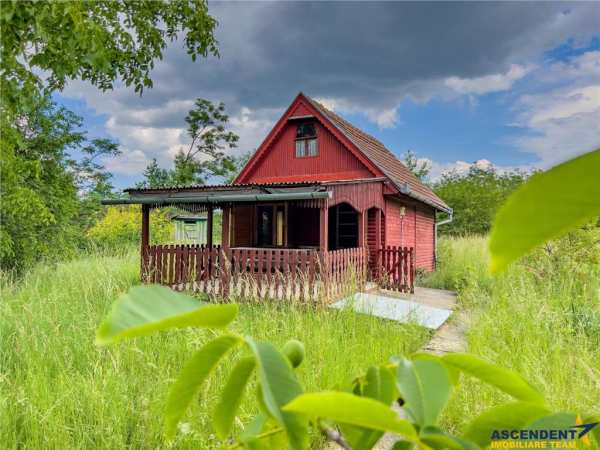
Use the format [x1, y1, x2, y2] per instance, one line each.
[423, 233, 600, 433]
[0, 250, 428, 449]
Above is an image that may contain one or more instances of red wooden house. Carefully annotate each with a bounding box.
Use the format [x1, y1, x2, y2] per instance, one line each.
[105, 93, 451, 299]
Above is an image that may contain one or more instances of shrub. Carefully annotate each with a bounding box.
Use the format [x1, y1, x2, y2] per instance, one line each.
[87, 205, 173, 248]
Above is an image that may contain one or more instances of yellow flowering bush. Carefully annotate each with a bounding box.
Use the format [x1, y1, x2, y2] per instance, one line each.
[87, 205, 173, 248]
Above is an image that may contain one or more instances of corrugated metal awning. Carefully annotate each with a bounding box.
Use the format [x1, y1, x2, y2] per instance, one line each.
[101, 190, 330, 207]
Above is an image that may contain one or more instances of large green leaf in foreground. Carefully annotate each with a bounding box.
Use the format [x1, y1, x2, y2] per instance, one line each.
[96, 284, 238, 344]
[165, 335, 241, 439]
[283, 391, 417, 440]
[442, 353, 544, 403]
[213, 356, 256, 440]
[394, 356, 452, 427]
[247, 338, 308, 450]
[489, 148, 600, 273]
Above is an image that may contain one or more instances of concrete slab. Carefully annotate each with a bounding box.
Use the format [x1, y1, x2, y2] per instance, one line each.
[331, 292, 452, 330]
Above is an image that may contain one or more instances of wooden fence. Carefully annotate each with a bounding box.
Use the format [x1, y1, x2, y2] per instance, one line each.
[142, 245, 368, 303]
[375, 246, 415, 293]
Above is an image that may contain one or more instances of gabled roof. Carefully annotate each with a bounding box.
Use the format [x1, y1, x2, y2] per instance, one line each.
[304, 96, 450, 213]
[235, 92, 451, 213]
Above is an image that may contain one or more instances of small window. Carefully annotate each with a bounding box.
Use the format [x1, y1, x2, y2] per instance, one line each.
[295, 122, 318, 157]
[296, 123, 316, 139]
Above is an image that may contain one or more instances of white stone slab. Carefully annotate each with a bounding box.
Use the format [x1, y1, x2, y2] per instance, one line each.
[331, 292, 452, 330]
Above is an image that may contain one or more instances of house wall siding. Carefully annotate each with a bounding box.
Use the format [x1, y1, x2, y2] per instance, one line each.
[385, 197, 435, 271]
[243, 121, 374, 184]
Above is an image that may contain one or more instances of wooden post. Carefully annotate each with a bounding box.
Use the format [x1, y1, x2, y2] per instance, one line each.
[319, 204, 328, 252]
[141, 204, 150, 282]
[357, 210, 365, 248]
[375, 208, 382, 279]
[221, 205, 230, 251]
[207, 205, 214, 248]
[207, 205, 214, 278]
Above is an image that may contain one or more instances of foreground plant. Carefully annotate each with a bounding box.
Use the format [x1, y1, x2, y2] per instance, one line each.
[96, 285, 598, 449]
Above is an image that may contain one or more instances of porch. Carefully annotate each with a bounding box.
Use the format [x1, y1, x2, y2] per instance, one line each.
[102, 180, 415, 301]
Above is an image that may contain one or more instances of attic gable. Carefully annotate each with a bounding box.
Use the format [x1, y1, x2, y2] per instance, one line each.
[235, 94, 383, 184]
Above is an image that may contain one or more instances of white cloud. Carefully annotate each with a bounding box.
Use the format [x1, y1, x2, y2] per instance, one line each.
[104, 149, 150, 176]
[314, 97, 399, 129]
[445, 64, 532, 95]
[513, 52, 600, 167]
[427, 158, 531, 181]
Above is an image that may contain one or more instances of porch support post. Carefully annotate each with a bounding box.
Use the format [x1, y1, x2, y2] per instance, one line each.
[319, 203, 328, 252]
[141, 204, 150, 281]
[207, 205, 214, 278]
[207, 205, 214, 248]
[375, 208, 382, 278]
[357, 210, 365, 248]
[221, 205, 230, 251]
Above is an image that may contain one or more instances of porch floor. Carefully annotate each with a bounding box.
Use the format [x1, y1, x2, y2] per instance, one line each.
[330, 287, 456, 330]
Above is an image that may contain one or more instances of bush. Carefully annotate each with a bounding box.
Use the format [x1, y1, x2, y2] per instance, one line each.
[87, 205, 173, 248]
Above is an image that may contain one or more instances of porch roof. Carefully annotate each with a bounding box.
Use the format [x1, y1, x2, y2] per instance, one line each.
[102, 182, 331, 208]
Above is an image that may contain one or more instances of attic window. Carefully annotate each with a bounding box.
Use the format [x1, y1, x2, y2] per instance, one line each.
[295, 123, 318, 157]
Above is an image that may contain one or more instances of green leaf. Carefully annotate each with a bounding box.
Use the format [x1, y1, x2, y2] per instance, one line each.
[246, 338, 308, 450]
[345, 366, 397, 450]
[283, 391, 417, 440]
[441, 353, 544, 403]
[213, 356, 256, 440]
[164, 335, 241, 439]
[363, 365, 397, 406]
[394, 357, 452, 426]
[96, 284, 238, 345]
[463, 401, 550, 447]
[489, 148, 600, 273]
[420, 426, 480, 450]
[412, 353, 460, 385]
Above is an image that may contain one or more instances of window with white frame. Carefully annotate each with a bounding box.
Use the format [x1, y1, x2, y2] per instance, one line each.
[295, 123, 317, 157]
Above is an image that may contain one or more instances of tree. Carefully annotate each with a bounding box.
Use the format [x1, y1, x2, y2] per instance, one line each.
[1, 0, 218, 108]
[0, 0, 220, 271]
[138, 99, 245, 187]
[433, 165, 527, 235]
[74, 139, 122, 231]
[175, 98, 240, 185]
[137, 159, 172, 189]
[0, 95, 118, 270]
[402, 150, 431, 182]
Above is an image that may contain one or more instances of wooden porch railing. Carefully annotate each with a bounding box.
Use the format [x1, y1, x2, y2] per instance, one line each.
[142, 245, 368, 303]
[375, 246, 415, 293]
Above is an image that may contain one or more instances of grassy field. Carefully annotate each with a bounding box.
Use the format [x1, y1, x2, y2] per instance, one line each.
[2, 233, 599, 449]
[0, 248, 428, 449]
[423, 233, 600, 434]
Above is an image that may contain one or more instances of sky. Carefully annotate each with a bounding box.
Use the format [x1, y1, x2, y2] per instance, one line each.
[56, 2, 600, 190]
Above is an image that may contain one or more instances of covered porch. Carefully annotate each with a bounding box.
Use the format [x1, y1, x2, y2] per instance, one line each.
[102, 180, 414, 301]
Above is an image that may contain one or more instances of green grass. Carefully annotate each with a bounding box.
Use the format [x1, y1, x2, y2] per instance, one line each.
[422, 233, 600, 434]
[0, 249, 428, 449]
[3, 231, 599, 449]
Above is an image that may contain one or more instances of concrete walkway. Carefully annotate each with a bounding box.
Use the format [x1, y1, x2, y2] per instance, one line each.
[331, 287, 457, 330]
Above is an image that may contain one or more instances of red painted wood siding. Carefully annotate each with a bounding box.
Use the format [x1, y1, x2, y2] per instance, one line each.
[242, 121, 374, 184]
[415, 205, 435, 271]
[385, 197, 435, 271]
[329, 182, 384, 212]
